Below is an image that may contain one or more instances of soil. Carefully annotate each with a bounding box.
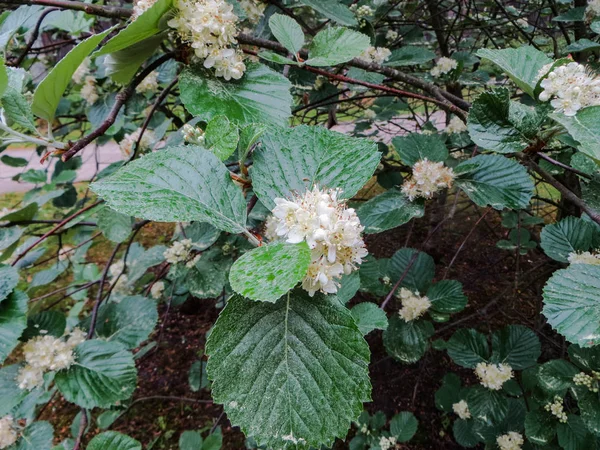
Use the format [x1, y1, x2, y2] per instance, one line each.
[44, 193, 562, 449]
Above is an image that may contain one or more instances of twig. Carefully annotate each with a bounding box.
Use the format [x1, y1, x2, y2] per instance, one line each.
[11, 7, 58, 67]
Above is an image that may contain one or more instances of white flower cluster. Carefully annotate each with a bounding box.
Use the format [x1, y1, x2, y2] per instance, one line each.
[568, 251, 600, 265]
[151, 281, 165, 299]
[430, 57, 458, 77]
[538, 62, 600, 116]
[378, 436, 397, 450]
[265, 186, 368, 296]
[17, 329, 85, 391]
[183, 123, 205, 145]
[496, 432, 524, 450]
[475, 362, 513, 390]
[587, 0, 600, 18]
[363, 109, 377, 120]
[396, 287, 431, 322]
[574, 371, 600, 392]
[81, 76, 99, 105]
[136, 71, 159, 94]
[109, 260, 131, 294]
[133, 0, 157, 18]
[386, 29, 398, 42]
[359, 46, 392, 65]
[119, 128, 155, 159]
[401, 159, 455, 201]
[164, 239, 200, 267]
[0, 416, 17, 449]
[240, 0, 265, 23]
[167, 0, 246, 80]
[544, 395, 567, 423]
[351, 4, 374, 18]
[72, 57, 90, 84]
[452, 400, 471, 419]
[445, 116, 467, 134]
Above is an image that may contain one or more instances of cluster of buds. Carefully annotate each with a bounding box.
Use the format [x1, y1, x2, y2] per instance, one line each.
[378, 436, 397, 450]
[164, 239, 201, 268]
[183, 124, 205, 145]
[544, 396, 567, 423]
[350, 4, 374, 25]
[573, 371, 600, 392]
[136, 71, 159, 94]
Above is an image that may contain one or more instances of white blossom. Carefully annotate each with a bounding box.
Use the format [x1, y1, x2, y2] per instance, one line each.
[401, 159, 455, 201]
[80, 76, 98, 105]
[445, 116, 467, 134]
[133, 0, 158, 17]
[267, 186, 368, 296]
[164, 239, 194, 265]
[475, 362, 513, 390]
[452, 400, 471, 419]
[204, 48, 246, 81]
[72, 57, 90, 84]
[386, 29, 398, 42]
[430, 57, 458, 77]
[0, 416, 18, 449]
[66, 328, 86, 348]
[119, 128, 155, 158]
[496, 432, 524, 450]
[151, 281, 165, 299]
[587, 0, 600, 18]
[359, 46, 392, 65]
[538, 62, 600, 116]
[183, 124, 205, 145]
[544, 396, 567, 423]
[135, 71, 159, 93]
[396, 287, 431, 322]
[363, 109, 377, 120]
[378, 436, 397, 450]
[240, 0, 265, 23]
[16, 365, 44, 391]
[568, 250, 600, 265]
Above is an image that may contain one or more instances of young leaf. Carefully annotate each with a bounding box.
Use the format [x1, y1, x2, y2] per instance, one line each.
[540, 216, 594, 263]
[31, 28, 113, 121]
[305, 27, 370, 67]
[383, 316, 434, 364]
[269, 14, 304, 55]
[91, 146, 248, 234]
[550, 106, 600, 162]
[251, 125, 380, 209]
[0, 265, 18, 303]
[180, 63, 292, 127]
[392, 133, 448, 166]
[350, 302, 388, 335]
[204, 115, 240, 161]
[206, 291, 371, 450]
[0, 290, 28, 364]
[229, 242, 311, 303]
[87, 431, 142, 450]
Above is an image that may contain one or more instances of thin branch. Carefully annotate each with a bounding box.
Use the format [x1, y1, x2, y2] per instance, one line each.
[10, 7, 58, 67]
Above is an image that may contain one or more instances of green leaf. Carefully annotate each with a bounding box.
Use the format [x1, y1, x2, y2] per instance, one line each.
[357, 189, 424, 234]
[543, 264, 600, 347]
[537, 360, 578, 393]
[299, 0, 357, 26]
[388, 248, 435, 293]
[491, 325, 540, 370]
[230, 242, 310, 303]
[31, 28, 112, 121]
[553, 7, 586, 22]
[0, 203, 38, 223]
[257, 51, 299, 65]
[477, 46, 552, 98]
[540, 216, 594, 263]
[392, 133, 448, 166]
[427, 280, 467, 314]
[97, 206, 133, 243]
[0, 290, 27, 364]
[390, 412, 418, 442]
[446, 328, 490, 368]
[455, 154, 534, 210]
[55, 340, 137, 408]
[568, 344, 600, 372]
[0, 365, 26, 416]
[435, 373, 462, 412]
[188, 360, 208, 392]
[22, 311, 66, 340]
[453, 419, 480, 448]
[87, 431, 142, 450]
[1, 155, 27, 167]
[305, 27, 370, 67]
[96, 0, 171, 56]
[251, 124, 380, 210]
[204, 115, 240, 161]
[525, 410, 556, 445]
[178, 222, 221, 251]
[0, 227, 23, 252]
[14, 421, 54, 450]
[1, 88, 36, 132]
[238, 123, 266, 161]
[103, 34, 164, 85]
[579, 393, 600, 436]
[550, 106, 600, 162]
[383, 316, 434, 364]
[350, 302, 388, 335]
[384, 46, 436, 67]
[179, 430, 203, 450]
[205, 291, 371, 450]
[0, 57, 7, 97]
[557, 415, 595, 450]
[0, 265, 18, 303]
[337, 271, 361, 304]
[269, 14, 304, 55]
[89, 296, 158, 349]
[466, 386, 508, 422]
[179, 63, 292, 127]
[91, 146, 247, 234]
[181, 248, 230, 299]
[203, 429, 222, 450]
[565, 39, 600, 53]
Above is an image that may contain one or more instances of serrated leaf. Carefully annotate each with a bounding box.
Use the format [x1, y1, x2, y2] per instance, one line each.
[269, 14, 304, 55]
[238, 123, 266, 162]
[55, 340, 137, 408]
[568, 344, 600, 372]
[91, 146, 247, 234]
[383, 316, 434, 364]
[385, 46, 436, 67]
[204, 115, 239, 161]
[350, 302, 388, 335]
[179, 430, 203, 450]
[543, 264, 600, 347]
[537, 360, 578, 393]
[180, 63, 292, 127]
[205, 291, 371, 450]
[557, 415, 595, 450]
[550, 106, 600, 162]
[22, 311, 66, 340]
[14, 421, 54, 450]
[579, 393, 600, 436]
[32, 28, 112, 121]
[453, 419, 480, 448]
[0, 365, 27, 416]
[0, 265, 18, 303]
[388, 248, 435, 293]
[305, 27, 369, 67]
[466, 386, 508, 422]
[491, 325, 540, 370]
[392, 133, 448, 166]
[251, 125, 380, 210]
[229, 242, 311, 303]
[525, 410, 556, 445]
[257, 51, 299, 65]
[427, 280, 467, 314]
[357, 189, 424, 234]
[0, 290, 27, 364]
[446, 328, 490, 368]
[390, 412, 418, 442]
[477, 46, 552, 98]
[1, 88, 36, 132]
[540, 216, 594, 263]
[299, 0, 357, 26]
[455, 154, 534, 210]
[97, 206, 133, 243]
[87, 431, 142, 450]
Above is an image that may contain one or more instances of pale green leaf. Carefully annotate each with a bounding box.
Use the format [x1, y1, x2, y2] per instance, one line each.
[350, 302, 388, 335]
[305, 27, 370, 67]
[257, 51, 299, 65]
[540, 216, 594, 263]
[206, 291, 371, 450]
[14, 421, 54, 450]
[0, 290, 27, 364]
[229, 242, 311, 303]
[383, 316, 433, 364]
[1, 88, 36, 132]
[0, 227, 23, 252]
[299, 0, 357, 26]
[0, 365, 27, 416]
[0, 265, 18, 303]
[0, 57, 7, 97]
[205, 115, 240, 161]
[357, 189, 424, 234]
[392, 133, 448, 165]
[87, 431, 142, 450]
[550, 106, 600, 162]
[91, 146, 248, 234]
[269, 14, 304, 55]
[251, 125, 380, 209]
[565, 39, 600, 53]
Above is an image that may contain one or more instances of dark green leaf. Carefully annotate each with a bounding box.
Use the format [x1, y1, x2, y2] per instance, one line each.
[350, 302, 388, 335]
[427, 280, 467, 314]
[491, 325, 541, 370]
[87, 431, 142, 450]
[392, 133, 448, 166]
[446, 328, 490, 368]
[388, 248, 435, 293]
[540, 216, 594, 262]
[0, 265, 18, 304]
[383, 316, 434, 364]
[390, 412, 418, 442]
[525, 410, 556, 445]
[299, 0, 357, 26]
[385, 47, 436, 67]
[357, 189, 424, 234]
[537, 360, 578, 393]
[0, 290, 27, 364]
